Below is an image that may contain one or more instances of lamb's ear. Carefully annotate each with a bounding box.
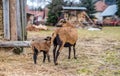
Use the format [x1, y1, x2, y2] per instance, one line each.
[44, 36, 48, 40]
[47, 36, 51, 40]
[44, 38, 48, 41]
[44, 36, 51, 41]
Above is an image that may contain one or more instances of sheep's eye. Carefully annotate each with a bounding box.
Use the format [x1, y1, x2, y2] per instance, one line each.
[63, 21, 66, 23]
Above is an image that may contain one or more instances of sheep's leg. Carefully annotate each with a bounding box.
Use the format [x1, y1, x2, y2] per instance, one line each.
[55, 43, 65, 65]
[47, 52, 50, 62]
[33, 53, 38, 64]
[33, 47, 38, 64]
[43, 51, 46, 63]
[73, 44, 77, 59]
[53, 45, 57, 64]
[55, 45, 61, 65]
[68, 46, 71, 59]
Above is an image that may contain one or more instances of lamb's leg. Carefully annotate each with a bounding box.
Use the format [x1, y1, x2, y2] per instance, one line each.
[68, 46, 71, 59]
[43, 51, 46, 63]
[33, 47, 38, 64]
[53, 45, 57, 64]
[73, 44, 77, 59]
[46, 52, 50, 62]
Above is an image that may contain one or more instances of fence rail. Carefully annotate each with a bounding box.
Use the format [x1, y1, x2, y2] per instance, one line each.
[0, 41, 30, 47]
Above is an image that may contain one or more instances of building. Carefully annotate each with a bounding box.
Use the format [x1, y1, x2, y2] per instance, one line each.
[101, 4, 117, 17]
[62, 6, 87, 22]
[105, 0, 116, 5]
[26, 6, 49, 25]
[62, 6, 97, 27]
[93, 0, 108, 22]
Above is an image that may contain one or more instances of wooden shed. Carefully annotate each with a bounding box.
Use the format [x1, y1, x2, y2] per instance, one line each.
[1, 0, 27, 41]
[62, 6, 96, 27]
[62, 6, 87, 22]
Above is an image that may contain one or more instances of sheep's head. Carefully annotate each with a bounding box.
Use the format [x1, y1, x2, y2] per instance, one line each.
[56, 19, 74, 27]
[56, 19, 66, 27]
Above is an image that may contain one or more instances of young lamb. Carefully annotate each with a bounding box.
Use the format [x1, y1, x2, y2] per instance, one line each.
[51, 19, 78, 65]
[30, 36, 51, 64]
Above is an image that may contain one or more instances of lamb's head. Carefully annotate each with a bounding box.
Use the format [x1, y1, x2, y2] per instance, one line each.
[44, 36, 51, 41]
[44, 36, 52, 45]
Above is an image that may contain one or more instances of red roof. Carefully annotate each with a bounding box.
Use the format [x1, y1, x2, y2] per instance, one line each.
[26, 6, 44, 17]
[94, 1, 108, 12]
[26, 6, 49, 19]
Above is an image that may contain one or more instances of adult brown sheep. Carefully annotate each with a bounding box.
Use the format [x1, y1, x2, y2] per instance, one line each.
[30, 36, 51, 64]
[51, 19, 78, 65]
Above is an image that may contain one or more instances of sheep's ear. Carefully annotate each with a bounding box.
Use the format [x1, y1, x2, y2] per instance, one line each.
[63, 19, 66, 23]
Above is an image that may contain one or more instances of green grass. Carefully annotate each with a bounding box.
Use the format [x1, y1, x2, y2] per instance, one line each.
[78, 27, 120, 41]
[28, 26, 120, 40]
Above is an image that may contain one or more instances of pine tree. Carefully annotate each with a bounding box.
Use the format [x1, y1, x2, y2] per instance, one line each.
[81, 0, 96, 16]
[116, 0, 120, 17]
[47, 0, 64, 26]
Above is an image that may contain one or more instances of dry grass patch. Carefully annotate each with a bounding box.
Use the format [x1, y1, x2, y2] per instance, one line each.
[0, 26, 120, 76]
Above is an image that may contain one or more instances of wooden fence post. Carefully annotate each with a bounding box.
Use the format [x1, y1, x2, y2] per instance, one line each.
[16, 0, 22, 40]
[2, 0, 10, 40]
[9, 0, 18, 40]
[2, 0, 27, 41]
[20, 0, 27, 41]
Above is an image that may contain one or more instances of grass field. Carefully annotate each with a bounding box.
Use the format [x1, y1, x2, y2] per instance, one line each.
[0, 26, 120, 76]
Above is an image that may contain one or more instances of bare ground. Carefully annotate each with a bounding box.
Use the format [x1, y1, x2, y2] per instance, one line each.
[0, 27, 120, 76]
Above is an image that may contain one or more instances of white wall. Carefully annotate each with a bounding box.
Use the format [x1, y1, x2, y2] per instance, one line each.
[93, 12, 103, 22]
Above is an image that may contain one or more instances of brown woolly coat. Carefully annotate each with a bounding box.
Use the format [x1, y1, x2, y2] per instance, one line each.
[31, 39, 51, 53]
[51, 21, 78, 45]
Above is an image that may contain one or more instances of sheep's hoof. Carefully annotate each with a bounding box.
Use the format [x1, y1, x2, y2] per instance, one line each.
[68, 57, 70, 59]
[74, 57, 77, 59]
[34, 62, 37, 64]
[43, 61, 45, 63]
[55, 63, 58, 65]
